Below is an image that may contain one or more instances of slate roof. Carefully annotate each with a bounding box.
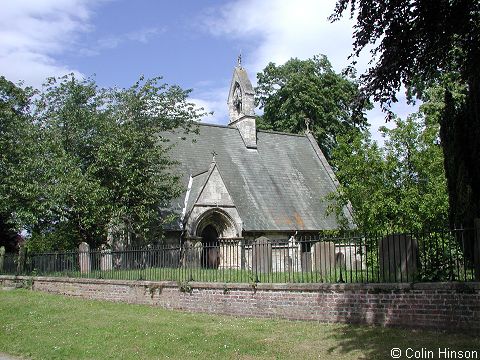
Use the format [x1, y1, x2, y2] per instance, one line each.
[164, 122, 352, 232]
[185, 170, 208, 216]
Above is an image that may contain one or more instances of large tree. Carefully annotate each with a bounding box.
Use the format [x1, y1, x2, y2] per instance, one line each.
[0, 74, 203, 252]
[255, 55, 371, 159]
[331, 107, 449, 233]
[331, 0, 480, 228]
[0, 77, 40, 250]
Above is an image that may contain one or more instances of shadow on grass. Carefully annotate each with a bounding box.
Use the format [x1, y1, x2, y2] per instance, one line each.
[323, 293, 480, 360]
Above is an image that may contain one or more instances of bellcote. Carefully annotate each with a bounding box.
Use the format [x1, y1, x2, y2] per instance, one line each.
[227, 58, 257, 149]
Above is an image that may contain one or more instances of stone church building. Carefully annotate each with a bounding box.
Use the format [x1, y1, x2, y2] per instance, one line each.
[163, 62, 353, 270]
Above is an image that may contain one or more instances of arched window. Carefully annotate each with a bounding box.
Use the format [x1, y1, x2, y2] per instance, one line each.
[232, 83, 242, 114]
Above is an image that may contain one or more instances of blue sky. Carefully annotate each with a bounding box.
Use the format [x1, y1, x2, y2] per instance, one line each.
[1, 0, 417, 140]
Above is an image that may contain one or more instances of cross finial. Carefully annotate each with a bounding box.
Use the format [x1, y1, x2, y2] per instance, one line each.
[237, 52, 242, 67]
[211, 150, 217, 162]
[305, 117, 311, 133]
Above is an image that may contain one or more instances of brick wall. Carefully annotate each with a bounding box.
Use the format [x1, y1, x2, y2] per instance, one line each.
[1, 275, 479, 332]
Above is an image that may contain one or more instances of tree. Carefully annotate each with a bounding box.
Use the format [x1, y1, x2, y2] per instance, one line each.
[330, 92, 449, 233]
[1, 74, 203, 251]
[255, 55, 371, 159]
[329, 129, 387, 232]
[0, 76, 40, 250]
[330, 0, 480, 227]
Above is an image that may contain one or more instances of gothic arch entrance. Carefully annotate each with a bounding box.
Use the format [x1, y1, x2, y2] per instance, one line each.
[191, 208, 241, 270]
[193, 209, 238, 239]
[201, 224, 219, 269]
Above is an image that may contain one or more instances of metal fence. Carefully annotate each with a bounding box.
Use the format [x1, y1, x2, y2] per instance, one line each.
[1, 227, 477, 283]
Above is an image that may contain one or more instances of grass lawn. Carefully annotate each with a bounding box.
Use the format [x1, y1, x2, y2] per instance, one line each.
[39, 267, 366, 284]
[0, 289, 478, 359]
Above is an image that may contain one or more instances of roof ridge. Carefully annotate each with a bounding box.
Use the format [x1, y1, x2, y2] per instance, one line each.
[195, 121, 307, 138]
[194, 121, 232, 129]
[257, 129, 307, 138]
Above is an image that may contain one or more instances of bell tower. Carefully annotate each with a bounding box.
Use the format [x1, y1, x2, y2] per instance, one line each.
[227, 55, 257, 149]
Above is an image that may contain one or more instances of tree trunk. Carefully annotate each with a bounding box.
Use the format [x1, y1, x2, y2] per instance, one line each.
[440, 78, 480, 227]
[440, 74, 480, 271]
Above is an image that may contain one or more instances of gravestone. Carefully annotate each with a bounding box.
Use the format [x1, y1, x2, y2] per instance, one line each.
[183, 240, 194, 268]
[312, 241, 335, 275]
[252, 236, 272, 273]
[79, 242, 91, 274]
[300, 241, 312, 272]
[112, 242, 124, 269]
[17, 245, 26, 274]
[379, 233, 419, 282]
[194, 242, 203, 268]
[0, 246, 4, 272]
[183, 240, 202, 268]
[335, 252, 345, 269]
[100, 245, 113, 271]
[286, 235, 301, 272]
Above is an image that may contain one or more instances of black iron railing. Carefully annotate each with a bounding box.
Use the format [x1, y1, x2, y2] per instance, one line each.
[0, 228, 477, 283]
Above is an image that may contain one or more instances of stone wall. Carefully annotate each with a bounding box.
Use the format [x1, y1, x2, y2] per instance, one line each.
[1, 275, 479, 332]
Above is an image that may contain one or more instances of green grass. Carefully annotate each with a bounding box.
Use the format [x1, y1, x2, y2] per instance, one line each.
[24, 267, 379, 284]
[0, 290, 478, 359]
[6, 263, 475, 284]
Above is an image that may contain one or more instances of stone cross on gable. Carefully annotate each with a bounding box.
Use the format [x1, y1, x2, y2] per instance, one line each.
[211, 150, 217, 162]
[305, 117, 311, 133]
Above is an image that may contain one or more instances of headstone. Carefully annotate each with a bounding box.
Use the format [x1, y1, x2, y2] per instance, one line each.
[312, 241, 335, 275]
[182, 240, 192, 267]
[100, 245, 113, 271]
[252, 236, 272, 273]
[284, 254, 293, 272]
[183, 240, 203, 268]
[301, 251, 312, 272]
[16, 245, 26, 274]
[79, 242, 91, 274]
[194, 242, 203, 268]
[112, 241, 124, 269]
[0, 246, 5, 272]
[287, 236, 301, 272]
[335, 252, 345, 269]
[379, 233, 419, 282]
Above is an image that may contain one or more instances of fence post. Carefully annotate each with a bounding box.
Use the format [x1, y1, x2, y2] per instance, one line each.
[474, 219, 480, 281]
[0, 246, 5, 272]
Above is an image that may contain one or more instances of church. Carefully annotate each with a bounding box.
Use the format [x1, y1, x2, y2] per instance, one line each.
[163, 61, 353, 270]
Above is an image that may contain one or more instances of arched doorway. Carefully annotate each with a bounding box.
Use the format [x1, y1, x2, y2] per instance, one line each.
[201, 225, 219, 269]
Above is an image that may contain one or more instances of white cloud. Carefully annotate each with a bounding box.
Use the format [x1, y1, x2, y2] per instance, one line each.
[189, 86, 230, 125]
[0, 0, 99, 87]
[204, 0, 356, 75]
[200, 0, 418, 139]
[127, 27, 164, 43]
[195, 0, 361, 127]
[96, 27, 165, 51]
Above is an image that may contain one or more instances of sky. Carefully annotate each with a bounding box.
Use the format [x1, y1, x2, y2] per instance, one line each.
[1, 0, 418, 142]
